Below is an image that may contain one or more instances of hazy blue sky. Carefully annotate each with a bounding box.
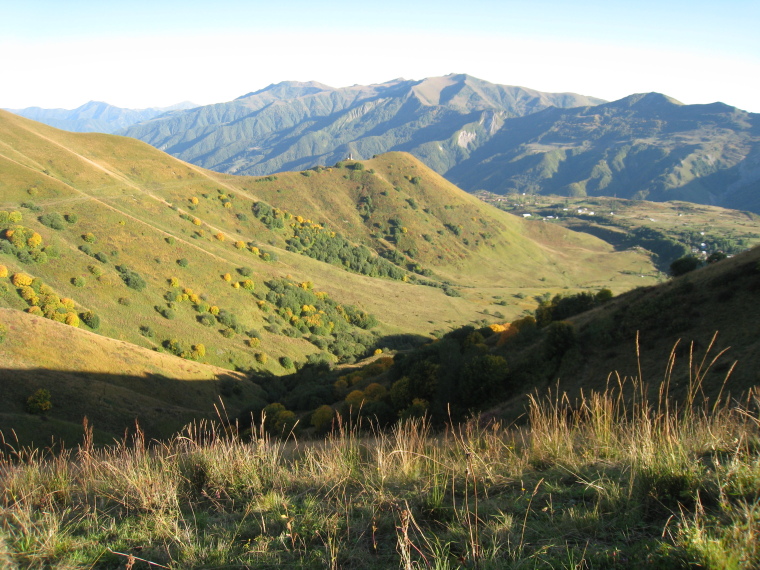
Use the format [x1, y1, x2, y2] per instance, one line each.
[2, 0, 758, 111]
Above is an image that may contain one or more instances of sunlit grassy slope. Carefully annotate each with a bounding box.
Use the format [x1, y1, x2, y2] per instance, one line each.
[0, 110, 658, 441]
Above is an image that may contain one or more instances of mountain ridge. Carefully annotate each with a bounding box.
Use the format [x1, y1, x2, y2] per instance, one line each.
[5, 100, 199, 134]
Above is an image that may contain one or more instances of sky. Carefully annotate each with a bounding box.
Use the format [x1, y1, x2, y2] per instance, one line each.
[2, 0, 759, 112]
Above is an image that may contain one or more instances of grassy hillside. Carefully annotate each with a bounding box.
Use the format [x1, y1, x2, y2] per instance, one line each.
[147, 242, 760, 449]
[1, 379, 757, 568]
[0, 308, 256, 445]
[0, 110, 659, 442]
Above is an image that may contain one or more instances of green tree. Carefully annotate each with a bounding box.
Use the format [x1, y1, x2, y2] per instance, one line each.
[26, 388, 52, 414]
[670, 255, 702, 277]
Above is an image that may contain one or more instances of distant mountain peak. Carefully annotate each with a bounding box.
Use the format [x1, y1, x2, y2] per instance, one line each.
[614, 92, 684, 108]
[235, 80, 334, 100]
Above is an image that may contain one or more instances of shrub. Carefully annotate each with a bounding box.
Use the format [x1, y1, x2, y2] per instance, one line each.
[0, 265, 7, 278]
[255, 352, 268, 364]
[670, 255, 702, 277]
[39, 212, 66, 230]
[82, 232, 96, 243]
[81, 311, 100, 330]
[165, 236, 175, 245]
[26, 388, 52, 414]
[311, 405, 334, 432]
[12, 273, 34, 287]
[159, 307, 176, 319]
[65, 213, 78, 224]
[139, 325, 154, 338]
[118, 297, 131, 306]
[280, 356, 294, 369]
[198, 313, 215, 327]
[237, 266, 253, 277]
[26, 232, 42, 248]
[65, 312, 80, 327]
[71, 276, 86, 287]
[116, 266, 147, 291]
[94, 252, 108, 264]
[79, 244, 93, 256]
[0, 323, 6, 344]
[177, 258, 189, 267]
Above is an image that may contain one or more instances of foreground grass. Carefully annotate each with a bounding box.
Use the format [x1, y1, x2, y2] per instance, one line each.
[1, 378, 759, 569]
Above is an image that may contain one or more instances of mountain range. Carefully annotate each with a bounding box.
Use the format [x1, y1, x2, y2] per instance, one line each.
[118, 74, 603, 177]
[9, 74, 759, 213]
[5, 100, 198, 133]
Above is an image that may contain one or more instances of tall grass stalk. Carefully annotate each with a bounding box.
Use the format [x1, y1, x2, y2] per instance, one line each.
[1, 342, 758, 568]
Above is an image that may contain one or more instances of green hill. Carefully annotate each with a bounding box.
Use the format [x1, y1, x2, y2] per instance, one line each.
[0, 110, 658, 442]
[359, 244, 760, 426]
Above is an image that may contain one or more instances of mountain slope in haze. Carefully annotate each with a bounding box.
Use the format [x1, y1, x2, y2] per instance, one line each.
[6, 100, 199, 133]
[448, 93, 760, 211]
[119, 74, 604, 176]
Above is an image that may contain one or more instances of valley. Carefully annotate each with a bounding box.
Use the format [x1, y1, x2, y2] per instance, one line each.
[1, 83, 759, 570]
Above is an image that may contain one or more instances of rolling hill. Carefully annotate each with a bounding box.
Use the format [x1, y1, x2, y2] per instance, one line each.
[0, 110, 658, 443]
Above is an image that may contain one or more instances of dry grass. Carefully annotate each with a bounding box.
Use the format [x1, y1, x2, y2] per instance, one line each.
[1, 357, 758, 569]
